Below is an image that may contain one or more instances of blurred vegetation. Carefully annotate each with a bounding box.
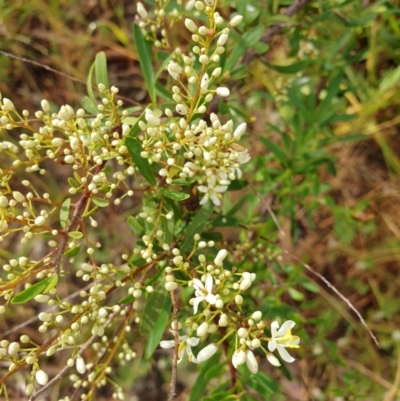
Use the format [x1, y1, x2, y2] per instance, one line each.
[1, 0, 400, 400]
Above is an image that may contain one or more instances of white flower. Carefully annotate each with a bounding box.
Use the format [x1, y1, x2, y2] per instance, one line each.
[192, 274, 217, 314]
[160, 335, 200, 363]
[167, 62, 182, 80]
[232, 349, 258, 373]
[268, 320, 300, 363]
[237, 150, 251, 164]
[194, 343, 218, 363]
[198, 177, 228, 206]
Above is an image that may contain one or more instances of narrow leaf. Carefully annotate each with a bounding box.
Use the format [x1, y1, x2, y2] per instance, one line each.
[181, 202, 214, 253]
[133, 24, 156, 105]
[95, 51, 109, 89]
[144, 297, 171, 359]
[86, 63, 96, 103]
[60, 198, 71, 229]
[68, 231, 83, 239]
[64, 244, 81, 257]
[91, 197, 109, 208]
[125, 137, 157, 186]
[11, 276, 58, 304]
[139, 283, 168, 335]
[127, 216, 144, 236]
[160, 188, 190, 201]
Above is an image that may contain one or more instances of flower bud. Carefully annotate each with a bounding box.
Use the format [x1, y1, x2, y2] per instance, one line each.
[239, 277, 252, 291]
[214, 249, 228, 266]
[267, 353, 281, 367]
[167, 62, 182, 80]
[185, 18, 197, 33]
[39, 312, 51, 322]
[76, 356, 86, 374]
[8, 342, 20, 355]
[232, 350, 246, 367]
[217, 33, 228, 46]
[137, 2, 148, 19]
[195, 343, 218, 363]
[216, 87, 230, 97]
[246, 350, 258, 373]
[237, 328, 248, 338]
[176, 104, 188, 115]
[2, 98, 15, 111]
[13, 191, 24, 203]
[26, 383, 34, 396]
[34, 216, 46, 226]
[0, 196, 8, 208]
[35, 370, 48, 386]
[165, 281, 178, 291]
[233, 122, 247, 140]
[197, 322, 209, 337]
[41, 99, 50, 112]
[145, 109, 161, 125]
[229, 15, 243, 27]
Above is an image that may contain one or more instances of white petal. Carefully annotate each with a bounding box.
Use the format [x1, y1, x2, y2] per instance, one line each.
[277, 320, 296, 336]
[197, 185, 208, 193]
[267, 353, 281, 367]
[277, 346, 295, 363]
[205, 274, 213, 292]
[193, 278, 204, 291]
[186, 345, 196, 362]
[199, 193, 209, 205]
[246, 351, 258, 373]
[186, 337, 200, 347]
[193, 296, 203, 314]
[268, 339, 277, 352]
[211, 192, 221, 206]
[205, 293, 216, 304]
[214, 185, 228, 193]
[270, 321, 280, 337]
[160, 340, 175, 349]
[232, 350, 246, 368]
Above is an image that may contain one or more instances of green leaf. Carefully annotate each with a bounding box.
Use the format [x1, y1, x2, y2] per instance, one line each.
[95, 51, 109, 89]
[268, 60, 309, 74]
[68, 231, 83, 239]
[144, 296, 171, 359]
[227, 180, 248, 191]
[118, 294, 134, 304]
[139, 283, 168, 335]
[64, 244, 81, 257]
[260, 137, 289, 168]
[81, 96, 98, 115]
[159, 188, 190, 201]
[287, 287, 305, 301]
[127, 216, 144, 236]
[246, 370, 278, 396]
[11, 276, 58, 304]
[125, 137, 157, 186]
[181, 202, 214, 253]
[133, 24, 156, 105]
[91, 197, 109, 208]
[60, 198, 71, 229]
[189, 353, 220, 401]
[162, 215, 174, 245]
[86, 62, 96, 104]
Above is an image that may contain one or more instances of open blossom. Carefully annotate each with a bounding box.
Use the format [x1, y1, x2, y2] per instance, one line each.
[268, 320, 300, 363]
[198, 177, 228, 206]
[192, 274, 217, 314]
[160, 335, 199, 363]
[232, 349, 258, 373]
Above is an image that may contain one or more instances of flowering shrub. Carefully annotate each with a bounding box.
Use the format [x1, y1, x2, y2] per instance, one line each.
[0, 1, 310, 399]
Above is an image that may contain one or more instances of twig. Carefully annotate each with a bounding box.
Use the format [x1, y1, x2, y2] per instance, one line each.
[168, 290, 179, 401]
[54, 192, 89, 274]
[245, 227, 380, 348]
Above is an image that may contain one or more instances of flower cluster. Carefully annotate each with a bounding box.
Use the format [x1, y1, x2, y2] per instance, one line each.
[160, 247, 301, 374]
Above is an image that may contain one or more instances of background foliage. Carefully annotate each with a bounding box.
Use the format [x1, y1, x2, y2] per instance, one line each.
[0, 0, 400, 400]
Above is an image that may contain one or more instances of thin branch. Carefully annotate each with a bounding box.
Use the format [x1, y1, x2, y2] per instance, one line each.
[168, 289, 179, 401]
[54, 192, 89, 274]
[245, 227, 380, 348]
